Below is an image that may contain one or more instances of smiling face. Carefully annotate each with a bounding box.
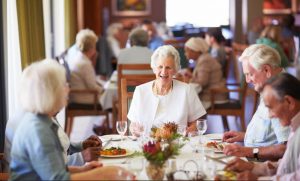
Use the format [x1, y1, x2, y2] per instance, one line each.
[242, 60, 270, 92]
[153, 56, 176, 86]
[262, 85, 291, 126]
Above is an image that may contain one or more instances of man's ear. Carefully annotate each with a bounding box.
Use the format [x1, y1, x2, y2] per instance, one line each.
[284, 95, 295, 110]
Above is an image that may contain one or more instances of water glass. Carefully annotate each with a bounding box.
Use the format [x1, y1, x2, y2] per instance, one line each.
[196, 119, 207, 144]
[116, 121, 127, 144]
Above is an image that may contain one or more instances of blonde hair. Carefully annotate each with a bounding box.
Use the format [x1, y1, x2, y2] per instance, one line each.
[20, 59, 66, 114]
[76, 29, 98, 52]
[151, 45, 181, 72]
[239, 44, 281, 70]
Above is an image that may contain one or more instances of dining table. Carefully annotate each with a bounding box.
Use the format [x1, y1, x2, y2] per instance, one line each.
[98, 133, 237, 180]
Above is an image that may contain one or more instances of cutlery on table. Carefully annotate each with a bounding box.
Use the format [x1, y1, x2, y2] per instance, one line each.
[102, 138, 112, 148]
[205, 155, 227, 165]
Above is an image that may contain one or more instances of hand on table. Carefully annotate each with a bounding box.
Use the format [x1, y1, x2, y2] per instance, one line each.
[83, 135, 102, 149]
[222, 131, 245, 143]
[223, 144, 252, 157]
[82, 147, 102, 162]
[237, 171, 258, 180]
[81, 161, 103, 172]
[224, 157, 254, 172]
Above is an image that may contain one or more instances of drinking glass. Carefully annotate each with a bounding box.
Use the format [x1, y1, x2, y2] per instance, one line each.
[196, 119, 207, 144]
[116, 121, 128, 145]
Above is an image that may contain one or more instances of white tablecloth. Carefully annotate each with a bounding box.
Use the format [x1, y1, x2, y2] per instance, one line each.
[99, 133, 234, 180]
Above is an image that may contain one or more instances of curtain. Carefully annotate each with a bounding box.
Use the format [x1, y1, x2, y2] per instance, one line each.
[17, 0, 45, 69]
[64, 0, 77, 48]
[0, 0, 6, 153]
[7, 0, 22, 124]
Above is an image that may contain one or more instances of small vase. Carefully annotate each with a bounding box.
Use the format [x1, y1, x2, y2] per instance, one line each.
[145, 162, 166, 180]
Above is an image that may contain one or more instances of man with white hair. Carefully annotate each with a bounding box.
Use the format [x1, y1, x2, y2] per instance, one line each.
[223, 44, 290, 161]
[118, 27, 152, 65]
[223, 73, 300, 181]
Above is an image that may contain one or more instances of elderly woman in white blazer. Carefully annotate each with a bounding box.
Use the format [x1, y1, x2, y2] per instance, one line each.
[128, 45, 206, 137]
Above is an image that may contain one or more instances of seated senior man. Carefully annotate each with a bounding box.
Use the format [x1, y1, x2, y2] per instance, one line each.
[224, 73, 300, 181]
[222, 44, 290, 161]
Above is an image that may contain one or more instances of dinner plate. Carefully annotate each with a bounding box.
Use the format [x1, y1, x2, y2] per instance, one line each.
[100, 134, 122, 141]
[100, 149, 134, 158]
[100, 134, 137, 142]
[205, 133, 223, 141]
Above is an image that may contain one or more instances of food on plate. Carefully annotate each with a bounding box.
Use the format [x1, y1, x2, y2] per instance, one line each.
[206, 141, 225, 151]
[100, 147, 127, 156]
[215, 170, 237, 180]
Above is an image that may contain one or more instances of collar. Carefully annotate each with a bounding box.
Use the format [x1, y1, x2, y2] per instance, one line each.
[290, 111, 300, 132]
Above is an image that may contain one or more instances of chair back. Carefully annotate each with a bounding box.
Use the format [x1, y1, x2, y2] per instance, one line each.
[117, 64, 155, 120]
[120, 77, 154, 134]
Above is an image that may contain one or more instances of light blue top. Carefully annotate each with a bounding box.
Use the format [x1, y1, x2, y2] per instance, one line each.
[9, 112, 70, 181]
[148, 36, 164, 51]
[244, 98, 290, 147]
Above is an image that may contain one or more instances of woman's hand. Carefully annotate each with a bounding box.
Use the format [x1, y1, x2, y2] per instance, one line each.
[130, 122, 144, 137]
[186, 121, 197, 134]
[83, 135, 102, 149]
[81, 161, 103, 172]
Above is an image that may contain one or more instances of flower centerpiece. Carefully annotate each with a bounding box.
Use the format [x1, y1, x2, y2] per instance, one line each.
[143, 122, 184, 180]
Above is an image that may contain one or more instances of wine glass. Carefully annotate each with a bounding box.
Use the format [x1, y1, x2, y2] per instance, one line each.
[116, 121, 128, 145]
[196, 119, 207, 145]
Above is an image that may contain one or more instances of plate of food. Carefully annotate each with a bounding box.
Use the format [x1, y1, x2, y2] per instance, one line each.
[100, 147, 134, 158]
[205, 141, 226, 153]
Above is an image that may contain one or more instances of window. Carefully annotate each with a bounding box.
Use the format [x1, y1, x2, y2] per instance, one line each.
[166, 0, 230, 27]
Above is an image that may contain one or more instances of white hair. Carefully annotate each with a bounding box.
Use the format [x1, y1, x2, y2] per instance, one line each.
[239, 44, 281, 70]
[151, 45, 181, 72]
[106, 23, 123, 37]
[20, 59, 66, 114]
[76, 29, 98, 52]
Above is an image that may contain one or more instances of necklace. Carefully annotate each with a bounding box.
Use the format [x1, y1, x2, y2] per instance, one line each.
[153, 80, 173, 96]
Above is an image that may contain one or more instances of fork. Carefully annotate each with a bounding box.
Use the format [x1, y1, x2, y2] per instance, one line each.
[102, 138, 112, 148]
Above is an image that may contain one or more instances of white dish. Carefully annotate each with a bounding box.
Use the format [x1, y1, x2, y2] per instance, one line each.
[100, 149, 134, 158]
[100, 134, 122, 141]
[205, 133, 223, 141]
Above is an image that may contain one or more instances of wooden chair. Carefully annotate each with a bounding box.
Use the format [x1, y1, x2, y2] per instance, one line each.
[120, 77, 155, 134]
[207, 84, 247, 131]
[206, 45, 258, 131]
[112, 64, 155, 132]
[0, 153, 9, 181]
[55, 49, 110, 137]
[65, 90, 110, 137]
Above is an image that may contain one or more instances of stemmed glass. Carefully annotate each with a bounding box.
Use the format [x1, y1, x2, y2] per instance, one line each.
[196, 119, 207, 145]
[116, 121, 128, 145]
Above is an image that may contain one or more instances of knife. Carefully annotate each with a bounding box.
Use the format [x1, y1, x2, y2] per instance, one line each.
[102, 138, 112, 148]
[205, 155, 227, 165]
